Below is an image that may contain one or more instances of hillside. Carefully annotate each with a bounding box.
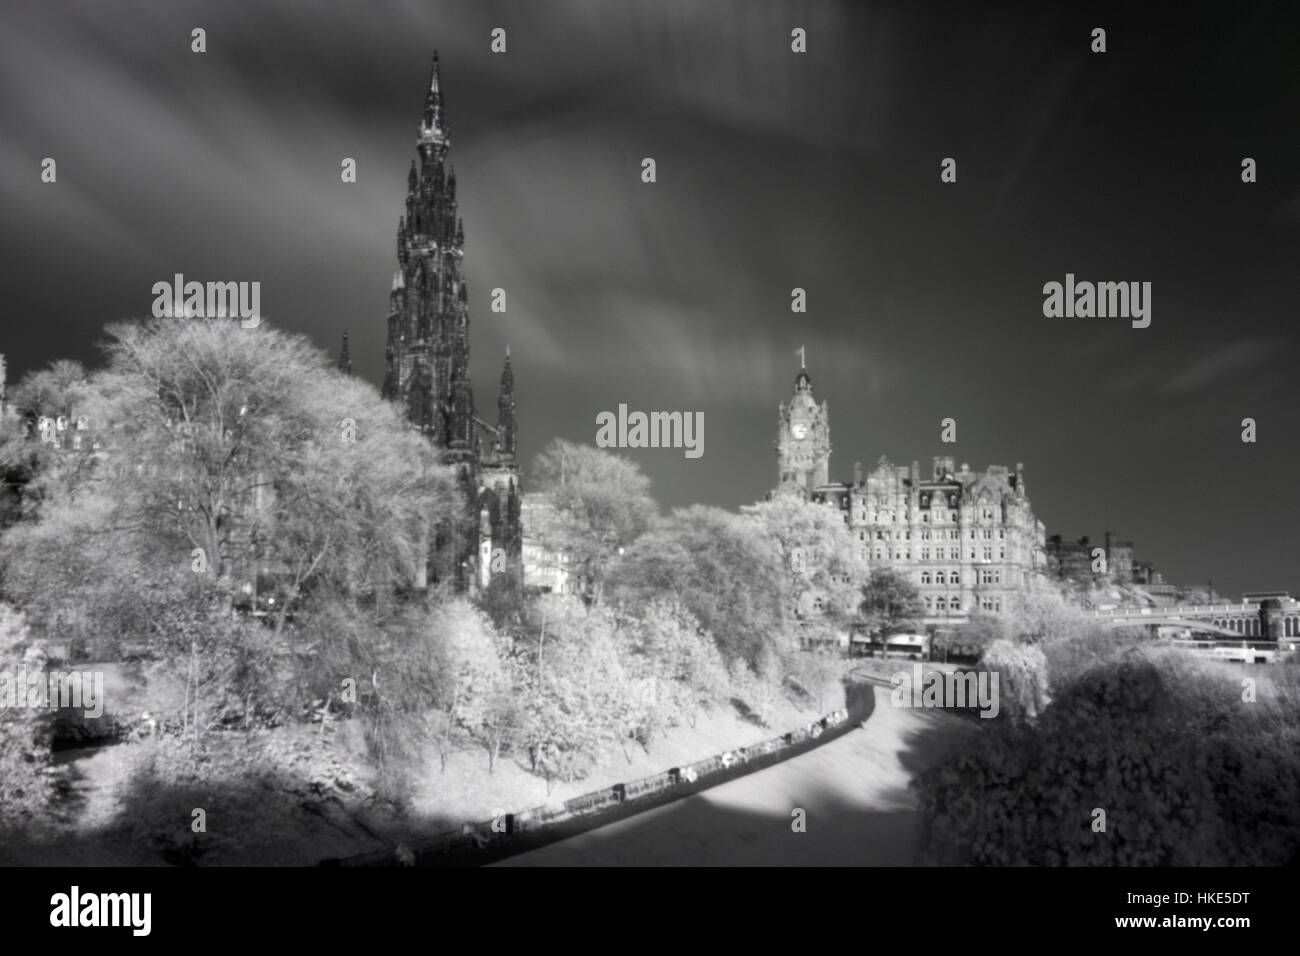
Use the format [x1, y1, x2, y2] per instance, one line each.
[1, 675, 847, 867]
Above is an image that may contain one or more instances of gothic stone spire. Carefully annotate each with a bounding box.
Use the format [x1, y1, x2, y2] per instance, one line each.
[337, 332, 352, 376]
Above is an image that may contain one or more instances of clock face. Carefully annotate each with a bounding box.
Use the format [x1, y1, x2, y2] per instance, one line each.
[791, 422, 808, 440]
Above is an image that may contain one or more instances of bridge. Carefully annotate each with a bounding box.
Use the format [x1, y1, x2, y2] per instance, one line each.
[1092, 600, 1300, 640]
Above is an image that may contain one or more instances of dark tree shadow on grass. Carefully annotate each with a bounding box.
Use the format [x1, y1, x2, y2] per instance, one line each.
[0, 748, 464, 867]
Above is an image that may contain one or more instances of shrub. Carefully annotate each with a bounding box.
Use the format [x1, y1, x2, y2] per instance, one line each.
[980, 638, 1050, 723]
[1042, 626, 1136, 693]
[0, 606, 56, 830]
[914, 651, 1300, 865]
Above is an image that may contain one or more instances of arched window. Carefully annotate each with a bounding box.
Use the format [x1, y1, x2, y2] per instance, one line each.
[921, 572, 931, 585]
[935, 571, 946, 585]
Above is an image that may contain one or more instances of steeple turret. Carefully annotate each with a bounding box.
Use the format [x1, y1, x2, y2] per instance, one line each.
[496, 346, 516, 457]
[777, 356, 831, 494]
[337, 332, 352, 376]
[420, 52, 448, 145]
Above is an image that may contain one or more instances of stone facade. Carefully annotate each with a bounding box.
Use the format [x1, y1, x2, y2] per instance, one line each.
[1044, 531, 1141, 583]
[520, 495, 577, 596]
[774, 366, 1047, 628]
[375, 53, 522, 594]
[1044, 530, 1217, 606]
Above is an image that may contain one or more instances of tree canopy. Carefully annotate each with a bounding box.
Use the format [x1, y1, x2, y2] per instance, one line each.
[610, 504, 787, 674]
[859, 566, 925, 637]
[529, 439, 657, 604]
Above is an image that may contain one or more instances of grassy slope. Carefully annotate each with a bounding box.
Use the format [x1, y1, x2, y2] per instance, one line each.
[3, 677, 847, 866]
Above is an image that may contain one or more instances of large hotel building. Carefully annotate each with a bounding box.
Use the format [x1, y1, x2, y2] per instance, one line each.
[774, 365, 1047, 632]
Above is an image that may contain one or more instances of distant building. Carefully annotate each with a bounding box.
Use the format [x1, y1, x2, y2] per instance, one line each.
[1104, 530, 1134, 580]
[771, 364, 1047, 633]
[520, 495, 577, 596]
[1044, 535, 1096, 580]
[0, 357, 24, 439]
[376, 52, 522, 594]
[1046, 528, 1219, 605]
[1243, 590, 1291, 604]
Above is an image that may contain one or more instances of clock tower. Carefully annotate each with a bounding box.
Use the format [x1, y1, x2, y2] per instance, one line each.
[776, 366, 831, 495]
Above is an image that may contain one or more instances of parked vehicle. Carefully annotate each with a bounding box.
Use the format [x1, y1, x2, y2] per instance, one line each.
[885, 632, 930, 660]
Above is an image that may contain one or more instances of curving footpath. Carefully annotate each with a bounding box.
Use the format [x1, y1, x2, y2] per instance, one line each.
[495, 677, 974, 866]
[323, 674, 877, 867]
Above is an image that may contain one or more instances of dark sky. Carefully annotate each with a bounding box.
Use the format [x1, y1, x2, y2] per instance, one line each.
[2, 0, 1298, 598]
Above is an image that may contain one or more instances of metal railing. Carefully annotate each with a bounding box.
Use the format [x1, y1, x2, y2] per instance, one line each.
[1092, 602, 1299, 619]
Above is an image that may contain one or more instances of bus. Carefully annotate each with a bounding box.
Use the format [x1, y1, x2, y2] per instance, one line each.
[849, 631, 930, 660]
[885, 633, 930, 660]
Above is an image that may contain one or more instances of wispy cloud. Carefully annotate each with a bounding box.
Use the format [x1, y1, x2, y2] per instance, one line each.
[1159, 337, 1285, 394]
